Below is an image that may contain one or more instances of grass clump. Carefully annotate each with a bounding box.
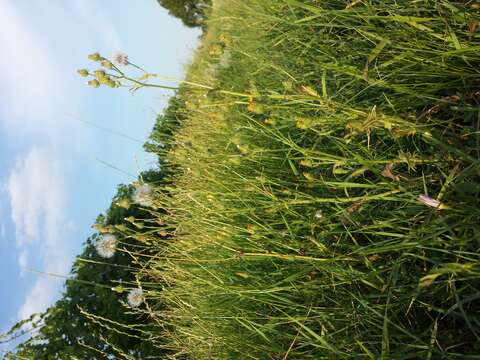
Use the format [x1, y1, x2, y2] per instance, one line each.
[136, 1, 480, 358]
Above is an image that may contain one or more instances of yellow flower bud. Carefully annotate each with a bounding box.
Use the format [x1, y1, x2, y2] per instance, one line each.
[88, 79, 100, 88]
[88, 52, 102, 61]
[77, 69, 89, 77]
[111, 286, 125, 293]
[124, 216, 136, 223]
[94, 69, 106, 79]
[116, 198, 131, 209]
[101, 60, 113, 69]
[99, 76, 111, 85]
[114, 223, 128, 232]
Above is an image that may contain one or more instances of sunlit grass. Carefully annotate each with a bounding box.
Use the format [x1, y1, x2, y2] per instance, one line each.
[105, 0, 480, 358]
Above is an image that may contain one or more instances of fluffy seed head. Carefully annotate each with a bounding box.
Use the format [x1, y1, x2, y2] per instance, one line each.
[96, 234, 118, 258]
[127, 288, 144, 308]
[113, 52, 129, 66]
[132, 184, 154, 207]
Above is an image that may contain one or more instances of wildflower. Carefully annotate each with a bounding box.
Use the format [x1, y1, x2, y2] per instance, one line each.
[111, 285, 125, 293]
[112, 52, 129, 66]
[314, 210, 323, 219]
[94, 69, 107, 79]
[92, 223, 110, 233]
[296, 117, 313, 130]
[95, 234, 118, 258]
[417, 195, 445, 209]
[127, 288, 144, 308]
[101, 60, 113, 69]
[132, 184, 154, 207]
[88, 79, 100, 88]
[88, 52, 102, 61]
[106, 80, 119, 88]
[77, 69, 89, 77]
[115, 198, 131, 209]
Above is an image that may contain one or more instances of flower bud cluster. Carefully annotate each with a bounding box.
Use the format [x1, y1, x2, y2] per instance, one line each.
[77, 52, 124, 89]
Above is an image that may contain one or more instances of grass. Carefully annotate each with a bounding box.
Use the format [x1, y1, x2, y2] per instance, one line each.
[131, 0, 480, 358]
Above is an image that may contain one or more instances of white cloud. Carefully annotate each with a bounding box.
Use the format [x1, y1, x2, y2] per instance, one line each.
[18, 278, 60, 321]
[8, 148, 65, 246]
[70, 0, 122, 52]
[6, 147, 73, 319]
[18, 250, 28, 270]
[0, 201, 5, 240]
[0, 1, 66, 134]
[0, 0, 122, 139]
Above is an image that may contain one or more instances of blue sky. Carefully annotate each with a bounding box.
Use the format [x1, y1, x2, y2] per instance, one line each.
[0, 0, 199, 339]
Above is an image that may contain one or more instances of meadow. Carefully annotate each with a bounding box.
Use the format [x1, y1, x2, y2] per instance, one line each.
[6, 0, 480, 359]
[141, 1, 480, 358]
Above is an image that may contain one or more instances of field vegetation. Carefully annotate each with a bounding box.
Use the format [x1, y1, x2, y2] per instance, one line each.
[4, 0, 480, 359]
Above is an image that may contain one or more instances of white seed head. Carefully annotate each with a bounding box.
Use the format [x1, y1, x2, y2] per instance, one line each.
[112, 52, 129, 66]
[95, 234, 118, 258]
[127, 288, 144, 308]
[132, 184, 154, 207]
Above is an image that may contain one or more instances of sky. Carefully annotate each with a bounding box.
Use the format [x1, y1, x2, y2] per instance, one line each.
[0, 0, 200, 342]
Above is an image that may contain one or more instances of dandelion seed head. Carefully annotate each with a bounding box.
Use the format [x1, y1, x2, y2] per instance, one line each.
[127, 288, 144, 308]
[112, 52, 129, 66]
[418, 195, 441, 209]
[96, 234, 118, 258]
[132, 184, 154, 207]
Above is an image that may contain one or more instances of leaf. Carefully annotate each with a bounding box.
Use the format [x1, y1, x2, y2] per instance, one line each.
[368, 39, 389, 63]
[447, 25, 462, 50]
[419, 273, 441, 288]
[282, 0, 322, 14]
[346, 0, 363, 10]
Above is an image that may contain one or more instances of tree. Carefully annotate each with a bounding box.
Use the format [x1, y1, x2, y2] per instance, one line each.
[156, 0, 211, 28]
[4, 175, 169, 359]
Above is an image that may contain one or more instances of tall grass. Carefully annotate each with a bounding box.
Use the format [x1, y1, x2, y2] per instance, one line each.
[137, 0, 480, 358]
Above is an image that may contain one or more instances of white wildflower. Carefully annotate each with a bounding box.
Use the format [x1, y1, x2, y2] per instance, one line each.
[112, 51, 129, 66]
[314, 210, 323, 219]
[132, 184, 154, 207]
[417, 194, 444, 209]
[127, 288, 144, 308]
[95, 234, 118, 258]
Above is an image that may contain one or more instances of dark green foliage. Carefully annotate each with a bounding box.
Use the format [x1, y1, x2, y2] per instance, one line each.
[4, 179, 167, 359]
[156, 0, 210, 28]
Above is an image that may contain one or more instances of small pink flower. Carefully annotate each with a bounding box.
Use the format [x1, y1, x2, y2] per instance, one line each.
[418, 195, 443, 209]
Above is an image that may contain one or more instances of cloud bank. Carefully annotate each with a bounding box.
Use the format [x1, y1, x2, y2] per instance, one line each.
[0, 0, 123, 321]
[7, 147, 74, 319]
